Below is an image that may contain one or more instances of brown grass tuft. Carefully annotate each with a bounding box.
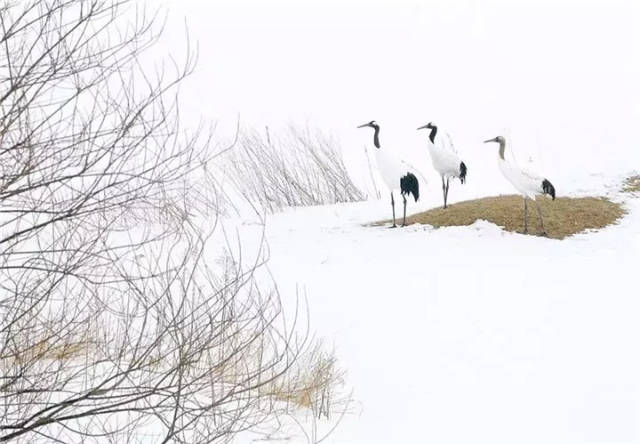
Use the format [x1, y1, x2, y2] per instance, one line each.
[2, 339, 94, 366]
[259, 343, 346, 418]
[374, 195, 625, 239]
[623, 175, 640, 193]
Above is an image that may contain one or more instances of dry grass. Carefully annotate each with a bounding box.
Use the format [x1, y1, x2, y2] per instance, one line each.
[259, 344, 346, 418]
[374, 195, 625, 239]
[1, 339, 94, 367]
[3, 331, 346, 418]
[623, 175, 640, 193]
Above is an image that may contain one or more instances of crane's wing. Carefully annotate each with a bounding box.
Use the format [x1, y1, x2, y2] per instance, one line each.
[499, 159, 544, 197]
[519, 165, 544, 183]
[400, 159, 429, 185]
[375, 148, 427, 190]
[439, 131, 460, 155]
[428, 141, 463, 177]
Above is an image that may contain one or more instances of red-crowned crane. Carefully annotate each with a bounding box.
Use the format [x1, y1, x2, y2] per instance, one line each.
[417, 122, 467, 209]
[484, 135, 556, 236]
[358, 120, 420, 227]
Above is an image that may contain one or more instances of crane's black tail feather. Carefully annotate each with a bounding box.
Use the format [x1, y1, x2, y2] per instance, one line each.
[459, 162, 467, 184]
[400, 173, 419, 202]
[542, 179, 556, 200]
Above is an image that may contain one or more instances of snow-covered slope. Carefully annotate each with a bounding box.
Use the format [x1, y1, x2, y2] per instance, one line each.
[234, 172, 640, 443]
[150, 2, 640, 440]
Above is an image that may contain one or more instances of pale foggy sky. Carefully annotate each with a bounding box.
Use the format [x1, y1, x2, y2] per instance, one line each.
[156, 0, 640, 175]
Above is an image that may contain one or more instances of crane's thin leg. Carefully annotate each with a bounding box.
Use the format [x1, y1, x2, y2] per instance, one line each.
[441, 176, 447, 209]
[402, 193, 407, 227]
[534, 199, 547, 236]
[523, 197, 528, 234]
[445, 178, 450, 208]
[390, 191, 397, 228]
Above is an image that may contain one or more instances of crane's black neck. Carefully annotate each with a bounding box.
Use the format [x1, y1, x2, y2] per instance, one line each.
[428, 125, 438, 144]
[498, 141, 506, 160]
[373, 125, 380, 148]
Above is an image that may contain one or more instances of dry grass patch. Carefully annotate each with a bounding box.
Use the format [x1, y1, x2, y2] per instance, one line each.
[623, 175, 640, 193]
[259, 344, 346, 419]
[374, 195, 625, 239]
[1, 338, 95, 366]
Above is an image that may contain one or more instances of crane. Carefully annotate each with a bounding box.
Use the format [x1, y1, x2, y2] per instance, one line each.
[358, 121, 420, 227]
[417, 122, 467, 209]
[484, 135, 556, 236]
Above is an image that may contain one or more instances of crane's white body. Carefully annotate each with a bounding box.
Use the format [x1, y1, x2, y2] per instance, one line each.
[498, 157, 547, 200]
[375, 147, 410, 192]
[427, 139, 464, 179]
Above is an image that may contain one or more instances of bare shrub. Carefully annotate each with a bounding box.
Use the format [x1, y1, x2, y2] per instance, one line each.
[0, 1, 346, 442]
[222, 126, 366, 214]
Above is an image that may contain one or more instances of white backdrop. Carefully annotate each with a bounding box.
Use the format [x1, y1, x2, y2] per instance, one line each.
[152, 0, 640, 193]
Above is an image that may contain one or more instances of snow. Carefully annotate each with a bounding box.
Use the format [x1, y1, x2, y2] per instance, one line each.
[4, 1, 640, 441]
[230, 170, 640, 443]
[149, 2, 640, 441]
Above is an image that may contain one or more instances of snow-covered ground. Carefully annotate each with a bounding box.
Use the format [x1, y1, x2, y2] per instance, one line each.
[232, 169, 640, 443]
[150, 1, 640, 441]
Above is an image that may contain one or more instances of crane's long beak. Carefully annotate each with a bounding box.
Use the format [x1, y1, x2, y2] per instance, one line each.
[357, 123, 370, 128]
[483, 137, 498, 143]
[416, 125, 429, 130]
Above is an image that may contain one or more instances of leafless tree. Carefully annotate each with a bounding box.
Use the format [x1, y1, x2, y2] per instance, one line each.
[0, 1, 344, 442]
